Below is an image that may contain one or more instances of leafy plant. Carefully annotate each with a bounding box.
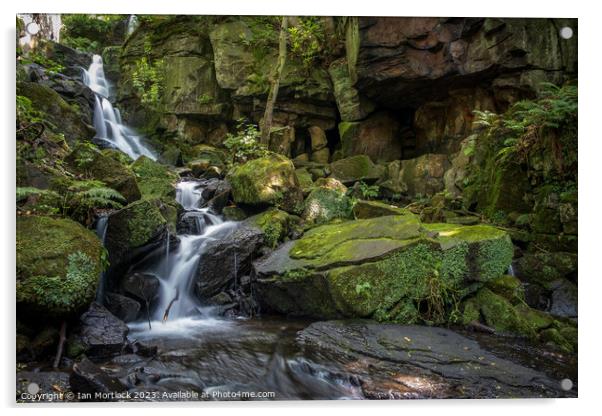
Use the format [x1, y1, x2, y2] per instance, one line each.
[473, 83, 577, 171]
[355, 281, 372, 296]
[132, 42, 165, 107]
[223, 121, 269, 165]
[287, 17, 325, 71]
[20, 51, 64, 73]
[356, 181, 379, 200]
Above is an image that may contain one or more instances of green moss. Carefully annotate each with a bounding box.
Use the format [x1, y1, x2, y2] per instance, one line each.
[487, 275, 525, 303]
[474, 288, 537, 338]
[539, 328, 574, 353]
[352, 200, 411, 219]
[131, 156, 177, 199]
[302, 187, 353, 224]
[295, 168, 313, 193]
[423, 223, 514, 282]
[329, 155, 379, 183]
[226, 153, 302, 212]
[16, 216, 103, 317]
[247, 208, 294, 248]
[126, 199, 168, 247]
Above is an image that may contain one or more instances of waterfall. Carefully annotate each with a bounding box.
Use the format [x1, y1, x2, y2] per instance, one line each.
[94, 214, 109, 304]
[126, 15, 139, 35]
[82, 55, 157, 161]
[146, 181, 238, 323]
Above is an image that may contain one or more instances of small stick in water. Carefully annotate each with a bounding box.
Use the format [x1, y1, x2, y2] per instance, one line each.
[162, 288, 179, 323]
[53, 321, 67, 368]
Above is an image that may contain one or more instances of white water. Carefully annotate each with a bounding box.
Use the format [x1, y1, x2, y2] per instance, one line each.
[82, 55, 157, 161]
[132, 181, 238, 333]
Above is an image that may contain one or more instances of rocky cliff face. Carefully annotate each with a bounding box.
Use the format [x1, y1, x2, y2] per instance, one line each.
[117, 16, 576, 163]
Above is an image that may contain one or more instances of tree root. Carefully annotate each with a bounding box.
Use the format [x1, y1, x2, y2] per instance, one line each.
[53, 321, 67, 369]
[162, 288, 179, 323]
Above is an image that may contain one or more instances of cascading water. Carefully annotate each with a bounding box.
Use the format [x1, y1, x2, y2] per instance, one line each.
[82, 55, 157, 161]
[130, 180, 238, 333]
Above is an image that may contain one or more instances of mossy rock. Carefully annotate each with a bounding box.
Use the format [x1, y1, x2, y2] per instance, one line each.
[329, 155, 382, 184]
[131, 156, 178, 199]
[302, 186, 353, 225]
[295, 168, 314, 194]
[104, 198, 168, 268]
[246, 208, 297, 248]
[16, 215, 104, 319]
[422, 223, 514, 282]
[513, 252, 577, 288]
[188, 144, 226, 166]
[352, 200, 412, 219]
[226, 153, 303, 213]
[65, 143, 141, 203]
[255, 215, 514, 322]
[486, 274, 525, 303]
[17, 81, 94, 144]
[473, 288, 538, 338]
[222, 206, 247, 221]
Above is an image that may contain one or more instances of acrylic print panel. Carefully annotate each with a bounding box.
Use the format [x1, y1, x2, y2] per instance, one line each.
[15, 14, 577, 402]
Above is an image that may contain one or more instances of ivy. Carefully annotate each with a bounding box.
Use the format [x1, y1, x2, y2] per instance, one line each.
[131, 42, 165, 108]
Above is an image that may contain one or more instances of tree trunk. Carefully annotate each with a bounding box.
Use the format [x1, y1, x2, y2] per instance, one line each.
[260, 16, 289, 146]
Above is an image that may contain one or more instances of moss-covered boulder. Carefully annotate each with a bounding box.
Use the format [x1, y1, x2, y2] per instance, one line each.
[329, 155, 383, 185]
[352, 200, 411, 219]
[255, 215, 513, 321]
[104, 199, 169, 269]
[462, 287, 577, 352]
[16, 216, 104, 319]
[65, 143, 141, 203]
[246, 208, 298, 248]
[295, 168, 314, 194]
[379, 154, 450, 197]
[131, 156, 178, 199]
[302, 185, 353, 225]
[226, 153, 303, 213]
[17, 82, 94, 144]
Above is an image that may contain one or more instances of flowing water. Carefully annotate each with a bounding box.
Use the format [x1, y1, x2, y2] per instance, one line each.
[82, 55, 156, 160]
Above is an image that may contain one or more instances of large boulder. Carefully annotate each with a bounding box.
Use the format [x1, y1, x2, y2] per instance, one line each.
[301, 184, 353, 225]
[104, 199, 169, 270]
[17, 81, 95, 144]
[254, 215, 513, 321]
[195, 225, 264, 300]
[329, 155, 383, 185]
[246, 208, 297, 248]
[70, 357, 127, 397]
[352, 200, 412, 219]
[226, 153, 303, 213]
[131, 156, 178, 199]
[16, 215, 104, 319]
[298, 321, 572, 398]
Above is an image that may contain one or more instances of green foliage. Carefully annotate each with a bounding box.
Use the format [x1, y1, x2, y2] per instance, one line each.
[355, 181, 379, 200]
[16, 95, 45, 125]
[20, 51, 65, 73]
[132, 42, 165, 107]
[223, 121, 269, 165]
[197, 93, 213, 104]
[474, 83, 577, 170]
[355, 281, 372, 296]
[287, 17, 325, 71]
[17, 251, 99, 316]
[242, 16, 280, 63]
[60, 14, 125, 52]
[16, 187, 61, 215]
[62, 36, 101, 53]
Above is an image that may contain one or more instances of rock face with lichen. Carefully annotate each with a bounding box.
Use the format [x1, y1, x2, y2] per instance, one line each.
[254, 215, 513, 322]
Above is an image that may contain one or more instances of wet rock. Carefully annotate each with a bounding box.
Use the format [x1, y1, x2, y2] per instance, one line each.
[120, 273, 160, 304]
[195, 225, 264, 300]
[513, 252, 577, 288]
[104, 292, 141, 322]
[207, 190, 230, 214]
[549, 279, 578, 319]
[105, 199, 169, 270]
[298, 321, 572, 398]
[70, 357, 127, 398]
[77, 303, 129, 359]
